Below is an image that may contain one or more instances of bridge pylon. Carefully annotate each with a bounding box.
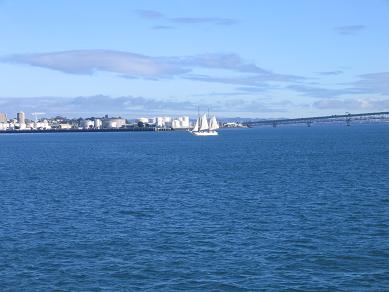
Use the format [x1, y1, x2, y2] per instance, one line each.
[345, 112, 351, 126]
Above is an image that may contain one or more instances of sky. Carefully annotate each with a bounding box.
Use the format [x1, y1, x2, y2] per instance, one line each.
[1, 0, 389, 118]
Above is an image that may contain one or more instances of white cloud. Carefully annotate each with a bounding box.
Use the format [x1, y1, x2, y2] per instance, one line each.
[4, 50, 188, 77]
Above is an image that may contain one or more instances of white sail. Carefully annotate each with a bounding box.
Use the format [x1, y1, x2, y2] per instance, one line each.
[209, 116, 219, 130]
[199, 114, 209, 131]
[192, 118, 199, 132]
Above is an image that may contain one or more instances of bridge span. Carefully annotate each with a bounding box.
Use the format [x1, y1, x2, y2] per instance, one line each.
[243, 111, 389, 127]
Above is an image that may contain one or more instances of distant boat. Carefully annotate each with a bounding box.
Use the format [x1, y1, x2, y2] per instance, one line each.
[191, 113, 219, 136]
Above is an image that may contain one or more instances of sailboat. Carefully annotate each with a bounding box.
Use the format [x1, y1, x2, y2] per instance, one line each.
[191, 113, 219, 136]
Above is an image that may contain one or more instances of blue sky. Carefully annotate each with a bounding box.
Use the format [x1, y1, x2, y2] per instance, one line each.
[1, 0, 389, 118]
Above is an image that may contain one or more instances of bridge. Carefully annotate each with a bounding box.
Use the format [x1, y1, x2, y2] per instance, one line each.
[243, 111, 389, 127]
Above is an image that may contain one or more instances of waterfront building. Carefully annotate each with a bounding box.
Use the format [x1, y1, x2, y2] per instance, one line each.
[156, 117, 165, 127]
[80, 119, 95, 129]
[171, 116, 190, 129]
[137, 117, 150, 124]
[17, 112, 25, 124]
[59, 123, 72, 129]
[35, 120, 51, 130]
[0, 122, 9, 131]
[26, 122, 35, 129]
[179, 116, 190, 128]
[172, 119, 181, 129]
[0, 112, 7, 123]
[102, 118, 126, 129]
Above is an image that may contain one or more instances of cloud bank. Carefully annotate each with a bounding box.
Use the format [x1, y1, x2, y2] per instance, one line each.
[0, 95, 289, 118]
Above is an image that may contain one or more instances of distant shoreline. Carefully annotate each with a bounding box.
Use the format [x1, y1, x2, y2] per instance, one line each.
[0, 127, 175, 134]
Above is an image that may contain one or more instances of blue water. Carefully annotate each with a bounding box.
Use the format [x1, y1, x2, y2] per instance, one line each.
[1, 125, 389, 291]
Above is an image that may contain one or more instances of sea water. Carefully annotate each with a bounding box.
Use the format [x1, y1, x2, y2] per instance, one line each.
[1, 125, 388, 290]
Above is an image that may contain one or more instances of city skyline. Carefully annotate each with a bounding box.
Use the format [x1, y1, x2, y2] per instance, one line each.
[1, 0, 389, 118]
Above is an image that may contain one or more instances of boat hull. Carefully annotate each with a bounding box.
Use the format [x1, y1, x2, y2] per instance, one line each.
[191, 131, 218, 136]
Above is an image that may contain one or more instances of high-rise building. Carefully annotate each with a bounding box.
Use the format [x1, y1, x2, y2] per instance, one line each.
[0, 112, 7, 123]
[17, 111, 25, 124]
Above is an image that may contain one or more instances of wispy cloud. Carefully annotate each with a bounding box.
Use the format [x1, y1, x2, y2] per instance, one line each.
[184, 72, 303, 88]
[236, 86, 273, 93]
[151, 25, 174, 30]
[313, 98, 389, 110]
[133, 9, 237, 27]
[353, 72, 389, 95]
[287, 84, 358, 98]
[317, 70, 343, 76]
[334, 25, 365, 35]
[183, 53, 270, 74]
[218, 99, 289, 113]
[288, 72, 389, 98]
[134, 9, 164, 19]
[171, 17, 236, 26]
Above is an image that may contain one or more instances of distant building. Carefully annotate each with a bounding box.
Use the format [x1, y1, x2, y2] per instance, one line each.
[137, 117, 150, 124]
[0, 112, 7, 123]
[59, 123, 72, 129]
[80, 119, 94, 129]
[156, 117, 165, 127]
[102, 118, 126, 129]
[172, 116, 190, 129]
[17, 112, 25, 124]
[94, 119, 102, 129]
[155, 116, 172, 128]
[35, 120, 51, 130]
[0, 122, 9, 131]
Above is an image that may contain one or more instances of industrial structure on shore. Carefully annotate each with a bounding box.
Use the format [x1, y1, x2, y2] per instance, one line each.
[0, 111, 195, 132]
